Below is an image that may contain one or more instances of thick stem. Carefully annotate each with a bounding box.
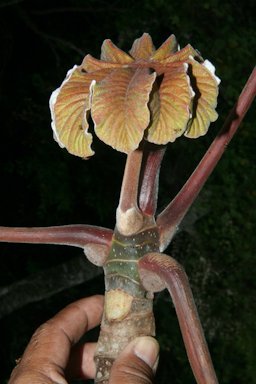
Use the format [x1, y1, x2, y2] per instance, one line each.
[157, 66, 256, 250]
[94, 226, 160, 384]
[138, 143, 166, 216]
[139, 253, 219, 384]
[0, 225, 113, 248]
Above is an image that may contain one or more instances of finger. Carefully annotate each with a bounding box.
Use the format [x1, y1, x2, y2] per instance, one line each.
[109, 337, 159, 384]
[9, 295, 103, 384]
[66, 342, 97, 380]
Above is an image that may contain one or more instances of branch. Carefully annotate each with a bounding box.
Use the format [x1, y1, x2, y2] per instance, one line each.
[0, 225, 113, 248]
[138, 143, 166, 216]
[139, 253, 219, 384]
[0, 256, 102, 319]
[157, 66, 256, 250]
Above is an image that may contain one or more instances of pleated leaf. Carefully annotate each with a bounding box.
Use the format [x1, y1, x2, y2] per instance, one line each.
[91, 68, 156, 153]
[101, 39, 133, 64]
[50, 67, 111, 158]
[147, 63, 193, 144]
[82, 54, 121, 73]
[129, 33, 155, 59]
[185, 58, 219, 138]
[151, 34, 178, 60]
[161, 44, 203, 64]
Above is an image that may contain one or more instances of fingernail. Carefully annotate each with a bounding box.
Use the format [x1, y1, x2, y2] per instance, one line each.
[133, 337, 159, 371]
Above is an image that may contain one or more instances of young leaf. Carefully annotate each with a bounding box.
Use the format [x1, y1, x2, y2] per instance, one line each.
[161, 44, 203, 63]
[50, 66, 94, 158]
[82, 54, 121, 73]
[129, 33, 155, 59]
[101, 39, 133, 63]
[50, 67, 111, 158]
[147, 63, 193, 144]
[151, 34, 178, 60]
[91, 68, 156, 153]
[185, 58, 220, 138]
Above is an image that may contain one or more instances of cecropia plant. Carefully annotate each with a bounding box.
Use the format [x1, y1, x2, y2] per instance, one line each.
[1, 33, 255, 384]
[50, 34, 220, 384]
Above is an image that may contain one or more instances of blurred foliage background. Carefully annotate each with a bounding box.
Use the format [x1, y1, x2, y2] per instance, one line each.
[0, 0, 255, 383]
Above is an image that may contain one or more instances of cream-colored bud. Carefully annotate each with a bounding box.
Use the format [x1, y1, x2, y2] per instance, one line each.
[116, 206, 144, 236]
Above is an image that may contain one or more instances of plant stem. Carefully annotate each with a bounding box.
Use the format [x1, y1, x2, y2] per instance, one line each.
[116, 149, 146, 235]
[118, 149, 143, 213]
[0, 225, 113, 248]
[95, 226, 160, 384]
[157, 66, 256, 250]
[138, 143, 166, 216]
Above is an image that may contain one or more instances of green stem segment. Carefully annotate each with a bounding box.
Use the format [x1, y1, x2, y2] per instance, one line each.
[94, 225, 160, 384]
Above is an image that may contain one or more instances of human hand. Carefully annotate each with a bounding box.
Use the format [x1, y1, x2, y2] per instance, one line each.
[8, 295, 159, 384]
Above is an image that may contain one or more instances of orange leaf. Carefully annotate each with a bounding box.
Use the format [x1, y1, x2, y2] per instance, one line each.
[50, 66, 111, 158]
[129, 33, 155, 59]
[91, 68, 156, 153]
[185, 58, 220, 138]
[151, 35, 178, 60]
[161, 44, 203, 64]
[101, 39, 133, 64]
[147, 63, 193, 144]
[82, 54, 121, 73]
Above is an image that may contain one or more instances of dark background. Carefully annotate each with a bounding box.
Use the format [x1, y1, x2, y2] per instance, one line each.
[0, 0, 255, 383]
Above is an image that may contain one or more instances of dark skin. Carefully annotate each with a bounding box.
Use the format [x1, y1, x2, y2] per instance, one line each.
[9, 295, 159, 384]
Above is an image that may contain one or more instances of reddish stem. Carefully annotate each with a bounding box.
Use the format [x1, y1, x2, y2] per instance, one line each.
[0, 225, 113, 248]
[138, 143, 166, 216]
[139, 253, 219, 384]
[157, 66, 256, 250]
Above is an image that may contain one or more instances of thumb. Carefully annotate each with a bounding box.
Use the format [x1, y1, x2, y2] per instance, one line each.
[109, 337, 159, 384]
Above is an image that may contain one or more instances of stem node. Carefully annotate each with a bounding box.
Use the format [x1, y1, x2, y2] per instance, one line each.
[116, 206, 144, 236]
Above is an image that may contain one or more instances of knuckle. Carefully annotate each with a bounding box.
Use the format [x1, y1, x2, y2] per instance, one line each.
[30, 322, 53, 345]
